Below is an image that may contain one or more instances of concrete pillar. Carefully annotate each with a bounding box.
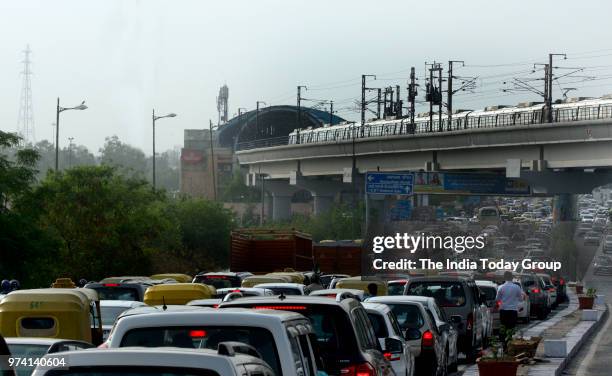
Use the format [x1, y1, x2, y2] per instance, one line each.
[313, 195, 334, 215]
[262, 179, 299, 222]
[291, 175, 348, 216]
[553, 193, 575, 224]
[272, 195, 292, 221]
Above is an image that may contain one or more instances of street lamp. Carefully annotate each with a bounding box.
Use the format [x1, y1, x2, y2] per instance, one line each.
[55, 98, 87, 171]
[152, 109, 177, 189]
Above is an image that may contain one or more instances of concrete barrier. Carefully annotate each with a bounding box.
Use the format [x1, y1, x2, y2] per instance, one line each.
[582, 309, 598, 321]
[545, 339, 568, 357]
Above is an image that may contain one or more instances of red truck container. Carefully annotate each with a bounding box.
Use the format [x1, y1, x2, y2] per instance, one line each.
[313, 241, 362, 276]
[230, 229, 314, 273]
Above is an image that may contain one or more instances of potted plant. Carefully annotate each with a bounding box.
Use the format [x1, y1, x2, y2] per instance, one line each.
[578, 287, 597, 309]
[477, 326, 519, 376]
[575, 281, 584, 294]
[507, 330, 541, 358]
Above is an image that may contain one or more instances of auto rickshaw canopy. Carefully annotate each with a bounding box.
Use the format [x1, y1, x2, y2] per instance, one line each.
[143, 283, 216, 305]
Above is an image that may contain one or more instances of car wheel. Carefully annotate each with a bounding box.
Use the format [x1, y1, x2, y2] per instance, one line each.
[537, 307, 547, 320]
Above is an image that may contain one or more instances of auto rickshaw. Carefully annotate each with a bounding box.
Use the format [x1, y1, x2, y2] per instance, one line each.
[0, 288, 103, 345]
[335, 276, 388, 296]
[143, 283, 216, 305]
[150, 273, 193, 283]
[241, 275, 291, 288]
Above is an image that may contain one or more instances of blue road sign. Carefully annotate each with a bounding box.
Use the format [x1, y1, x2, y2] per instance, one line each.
[366, 172, 414, 195]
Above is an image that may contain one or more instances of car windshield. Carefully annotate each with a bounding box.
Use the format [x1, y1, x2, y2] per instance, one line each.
[91, 287, 139, 301]
[222, 303, 358, 374]
[366, 312, 388, 338]
[407, 281, 467, 307]
[45, 367, 220, 376]
[387, 282, 406, 296]
[193, 276, 239, 289]
[265, 287, 302, 295]
[120, 326, 280, 375]
[7, 343, 49, 376]
[385, 303, 425, 330]
[101, 306, 132, 326]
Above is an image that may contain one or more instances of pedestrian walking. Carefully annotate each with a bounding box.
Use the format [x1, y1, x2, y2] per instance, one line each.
[496, 271, 522, 345]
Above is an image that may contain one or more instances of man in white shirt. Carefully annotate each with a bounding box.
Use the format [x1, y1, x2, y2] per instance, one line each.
[495, 271, 523, 332]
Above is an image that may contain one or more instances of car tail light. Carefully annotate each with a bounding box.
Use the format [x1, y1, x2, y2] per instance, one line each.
[422, 330, 435, 348]
[213, 304, 219, 309]
[254, 305, 307, 310]
[496, 300, 502, 308]
[383, 352, 401, 362]
[103, 283, 119, 287]
[531, 288, 540, 294]
[467, 313, 474, 331]
[340, 362, 376, 376]
[189, 330, 206, 338]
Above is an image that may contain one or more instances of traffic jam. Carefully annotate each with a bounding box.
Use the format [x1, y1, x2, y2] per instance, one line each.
[0, 196, 579, 376]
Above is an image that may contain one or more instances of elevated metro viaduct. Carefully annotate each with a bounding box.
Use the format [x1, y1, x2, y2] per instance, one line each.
[237, 119, 612, 221]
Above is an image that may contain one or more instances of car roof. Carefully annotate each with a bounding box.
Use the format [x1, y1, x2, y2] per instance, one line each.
[39, 347, 268, 370]
[362, 302, 392, 314]
[219, 295, 361, 311]
[198, 272, 240, 277]
[406, 276, 470, 283]
[117, 304, 208, 319]
[475, 280, 498, 287]
[114, 308, 308, 329]
[309, 288, 364, 295]
[366, 295, 432, 305]
[5, 337, 72, 346]
[253, 283, 304, 288]
[100, 300, 146, 308]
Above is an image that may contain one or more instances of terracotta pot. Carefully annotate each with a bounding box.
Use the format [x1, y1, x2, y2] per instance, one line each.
[477, 359, 519, 376]
[579, 296, 594, 309]
[575, 285, 584, 294]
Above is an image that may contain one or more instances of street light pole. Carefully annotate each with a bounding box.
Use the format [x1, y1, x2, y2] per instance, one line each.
[55, 98, 87, 171]
[152, 109, 177, 189]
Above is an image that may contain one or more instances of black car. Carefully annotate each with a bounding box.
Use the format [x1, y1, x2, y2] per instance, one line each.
[405, 276, 489, 361]
[85, 282, 150, 302]
[220, 295, 393, 376]
[192, 272, 252, 289]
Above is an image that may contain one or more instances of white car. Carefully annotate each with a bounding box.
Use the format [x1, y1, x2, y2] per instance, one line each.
[32, 347, 274, 376]
[7, 337, 93, 375]
[253, 282, 306, 295]
[107, 308, 319, 376]
[100, 300, 147, 340]
[366, 295, 459, 374]
[308, 288, 366, 301]
[363, 302, 415, 376]
[511, 280, 531, 323]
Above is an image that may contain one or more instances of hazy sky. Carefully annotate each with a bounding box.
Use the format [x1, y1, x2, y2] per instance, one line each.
[2, 0, 612, 154]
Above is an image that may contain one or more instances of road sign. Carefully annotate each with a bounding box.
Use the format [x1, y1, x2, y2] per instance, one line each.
[365, 172, 414, 195]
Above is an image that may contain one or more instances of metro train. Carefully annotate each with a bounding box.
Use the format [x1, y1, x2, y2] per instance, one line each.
[288, 95, 612, 145]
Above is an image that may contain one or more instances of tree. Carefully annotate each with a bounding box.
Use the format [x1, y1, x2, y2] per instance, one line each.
[0, 131, 56, 287]
[220, 170, 259, 202]
[23, 165, 179, 280]
[99, 135, 147, 178]
[162, 198, 235, 272]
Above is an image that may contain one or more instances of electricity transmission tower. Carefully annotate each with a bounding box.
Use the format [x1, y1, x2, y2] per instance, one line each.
[17, 44, 35, 145]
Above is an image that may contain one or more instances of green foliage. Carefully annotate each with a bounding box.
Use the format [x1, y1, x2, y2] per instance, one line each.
[221, 170, 259, 202]
[586, 287, 597, 297]
[162, 198, 235, 272]
[21, 165, 177, 281]
[267, 203, 363, 241]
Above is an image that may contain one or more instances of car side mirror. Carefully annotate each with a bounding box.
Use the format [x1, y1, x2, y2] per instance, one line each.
[449, 315, 462, 325]
[437, 322, 450, 332]
[404, 328, 422, 341]
[384, 337, 403, 354]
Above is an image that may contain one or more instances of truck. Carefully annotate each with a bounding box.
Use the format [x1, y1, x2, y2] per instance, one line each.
[229, 229, 313, 273]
